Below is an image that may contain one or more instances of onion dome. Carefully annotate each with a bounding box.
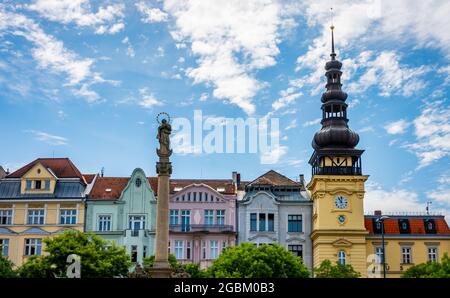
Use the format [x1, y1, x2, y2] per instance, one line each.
[311, 25, 360, 150]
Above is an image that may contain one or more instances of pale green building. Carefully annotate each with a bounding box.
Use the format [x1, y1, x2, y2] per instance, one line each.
[85, 168, 157, 265]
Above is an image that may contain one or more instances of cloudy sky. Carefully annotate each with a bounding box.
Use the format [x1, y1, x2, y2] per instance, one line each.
[0, 0, 449, 217]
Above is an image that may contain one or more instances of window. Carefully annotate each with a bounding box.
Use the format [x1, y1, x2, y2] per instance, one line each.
[0, 209, 12, 225]
[210, 240, 219, 259]
[338, 251, 346, 265]
[424, 219, 436, 234]
[98, 215, 111, 231]
[202, 241, 206, 259]
[288, 245, 303, 258]
[143, 245, 147, 259]
[428, 247, 438, 262]
[259, 213, 266, 231]
[60, 209, 77, 225]
[181, 210, 190, 232]
[135, 178, 142, 188]
[0, 239, 9, 256]
[398, 219, 410, 234]
[24, 239, 42, 256]
[204, 210, 214, 225]
[250, 213, 257, 231]
[44, 180, 50, 190]
[170, 210, 179, 225]
[168, 241, 171, 255]
[288, 215, 302, 232]
[34, 180, 42, 189]
[375, 246, 384, 264]
[186, 241, 191, 260]
[268, 213, 274, 232]
[222, 241, 227, 252]
[402, 247, 412, 264]
[216, 210, 225, 225]
[26, 180, 32, 189]
[129, 215, 145, 236]
[131, 245, 138, 263]
[174, 240, 184, 259]
[27, 209, 45, 225]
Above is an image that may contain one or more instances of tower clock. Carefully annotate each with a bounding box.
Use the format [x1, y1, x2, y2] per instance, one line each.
[307, 25, 369, 276]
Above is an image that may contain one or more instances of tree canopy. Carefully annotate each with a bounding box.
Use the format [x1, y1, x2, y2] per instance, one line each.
[18, 231, 131, 278]
[0, 256, 16, 278]
[314, 259, 361, 278]
[207, 242, 309, 278]
[402, 253, 450, 278]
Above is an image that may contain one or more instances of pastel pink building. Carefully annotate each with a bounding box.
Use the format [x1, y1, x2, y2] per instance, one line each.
[168, 179, 237, 268]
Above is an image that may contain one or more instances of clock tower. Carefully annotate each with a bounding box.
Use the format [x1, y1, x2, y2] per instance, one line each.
[307, 25, 369, 276]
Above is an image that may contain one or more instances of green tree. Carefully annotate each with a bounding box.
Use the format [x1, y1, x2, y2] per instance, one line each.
[0, 256, 17, 278]
[207, 243, 310, 278]
[314, 259, 361, 278]
[183, 263, 208, 278]
[143, 254, 181, 271]
[17, 256, 56, 278]
[18, 231, 131, 278]
[402, 253, 450, 278]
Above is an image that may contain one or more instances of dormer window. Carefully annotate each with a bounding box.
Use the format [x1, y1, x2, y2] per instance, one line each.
[398, 219, 410, 234]
[372, 219, 384, 234]
[216, 187, 225, 192]
[424, 219, 436, 234]
[35, 180, 42, 190]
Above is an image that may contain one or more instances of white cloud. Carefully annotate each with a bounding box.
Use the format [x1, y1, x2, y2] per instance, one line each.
[347, 51, 429, 97]
[384, 119, 410, 135]
[302, 118, 321, 127]
[285, 119, 297, 130]
[259, 144, 288, 165]
[295, 0, 448, 94]
[405, 100, 450, 168]
[136, 1, 169, 23]
[0, 6, 108, 102]
[28, 0, 125, 34]
[162, 0, 298, 115]
[199, 93, 208, 102]
[364, 184, 424, 215]
[138, 88, 163, 108]
[24, 130, 68, 146]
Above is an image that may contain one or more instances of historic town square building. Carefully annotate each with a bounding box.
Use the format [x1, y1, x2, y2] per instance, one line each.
[85, 168, 157, 266]
[0, 158, 87, 266]
[237, 170, 313, 270]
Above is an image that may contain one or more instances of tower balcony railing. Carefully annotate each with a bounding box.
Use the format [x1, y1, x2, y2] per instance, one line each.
[169, 224, 234, 233]
[312, 166, 362, 176]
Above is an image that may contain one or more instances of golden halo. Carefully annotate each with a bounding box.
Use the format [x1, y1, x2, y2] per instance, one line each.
[156, 112, 171, 124]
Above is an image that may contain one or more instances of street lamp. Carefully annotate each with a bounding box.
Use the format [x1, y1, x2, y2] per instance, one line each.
[376, 215, 390, 278]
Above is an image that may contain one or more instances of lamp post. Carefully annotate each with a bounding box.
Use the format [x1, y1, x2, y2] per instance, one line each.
[376, 215, 389, 278]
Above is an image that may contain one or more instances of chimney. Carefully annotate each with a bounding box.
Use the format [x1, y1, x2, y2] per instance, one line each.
[101, 167, 105, 177]
[299, 174, 305, 187]
[232, 171, 241, 188]
[374, 210, 382, 216]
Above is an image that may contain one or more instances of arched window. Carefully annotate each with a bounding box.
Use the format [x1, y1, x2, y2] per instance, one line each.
[338, 250, 346, 265]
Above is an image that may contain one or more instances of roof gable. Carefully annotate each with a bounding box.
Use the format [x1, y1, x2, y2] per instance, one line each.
[247, 170, 300, 187]
[7, 158, 84, 180]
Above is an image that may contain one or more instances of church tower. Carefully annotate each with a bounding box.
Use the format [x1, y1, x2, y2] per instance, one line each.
[307, 25, 369, 276]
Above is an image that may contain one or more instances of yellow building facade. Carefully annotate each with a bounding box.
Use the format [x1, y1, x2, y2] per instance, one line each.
[0, 158, 87, 267]
[307, 26, 450, 277]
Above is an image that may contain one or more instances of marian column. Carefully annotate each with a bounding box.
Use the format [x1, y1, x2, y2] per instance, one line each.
[151, 115, 173, 278]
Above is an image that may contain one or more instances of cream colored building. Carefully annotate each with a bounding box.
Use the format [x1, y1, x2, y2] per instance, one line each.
[0, 158, 89, 267]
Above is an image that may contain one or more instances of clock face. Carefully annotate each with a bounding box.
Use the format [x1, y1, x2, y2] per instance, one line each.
[335, 196, 348, 209]
[338, 215, 346, 223]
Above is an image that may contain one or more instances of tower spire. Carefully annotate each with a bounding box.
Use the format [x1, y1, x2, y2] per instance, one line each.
[330, 7, 336, 60]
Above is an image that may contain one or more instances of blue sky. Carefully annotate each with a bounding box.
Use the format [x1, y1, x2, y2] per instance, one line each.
[0, 0, 449, 216]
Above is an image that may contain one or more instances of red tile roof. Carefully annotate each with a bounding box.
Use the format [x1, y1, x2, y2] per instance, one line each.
[82, 174, 96, 184]
[364, 216, 450, 235]
[7, 158, 84, 180]
[247, 170, 300, 187]
[88, 177, 236, 200]
[88, 177, 129, 200]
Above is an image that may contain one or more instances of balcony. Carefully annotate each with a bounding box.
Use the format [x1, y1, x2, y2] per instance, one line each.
[169, 224, 234, 233]
[312, 166, 362, 176]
